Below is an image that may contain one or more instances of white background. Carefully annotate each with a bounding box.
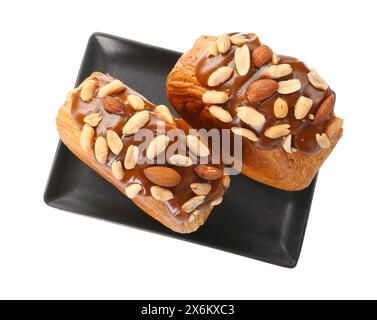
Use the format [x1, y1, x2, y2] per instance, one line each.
[0, 0, 376, 300]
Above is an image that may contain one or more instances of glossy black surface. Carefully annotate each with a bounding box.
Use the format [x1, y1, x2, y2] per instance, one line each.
[44, 33, 316, 268]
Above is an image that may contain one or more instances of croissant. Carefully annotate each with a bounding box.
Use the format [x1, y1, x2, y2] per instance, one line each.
[167, 33, 343, 191]
[56, 72, 229, 233]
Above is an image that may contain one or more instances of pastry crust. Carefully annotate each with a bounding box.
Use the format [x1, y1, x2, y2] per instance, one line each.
[57, 72, 223, 233]
[167, 36, 342, 191]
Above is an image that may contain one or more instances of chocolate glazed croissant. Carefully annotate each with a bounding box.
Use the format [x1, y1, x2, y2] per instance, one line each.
[166, 33, 343, 191]
[57, 72, 229, 233]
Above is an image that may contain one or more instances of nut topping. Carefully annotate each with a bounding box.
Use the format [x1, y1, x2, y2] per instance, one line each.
[190, 183, 212, 196]
[316, 133, 331, 149]
[97, 80, 126, 98]
[246, 79, 278, 103]
[80, 123, 95, 152]
[294, 96, 313, 120]
[195, 165, 223, 180]
[84, 113, 102, 127]
[150, 186, 174, 201]
[264, 124, 291, 139]
[216, 34, 231, 54]
[263, 64, 293, 79]
[168, 154, 193, 167]
[308, 69, 328, 91]
[277, 79, 301, 94]
[236, 106, 266, 131]
[207, 41, 219, 58]
[211, 197, 223, 206]
[143, 166, 182, 188]
[208, 66, 233, 87]
[80, 80, 98, 102]
[202, 91, 229, 104]
[124, 145, 139, 170]
[182, 196, 205, 213]
[103, 96, 126, 114]
[325, 117, 343, 139]
[111, 160, 125, 181]
[271, 53, 279, 65]
[313, 95, 334, 124]
[230, 33, 250, 46]
[231, 127, 258, 142]
[154, 105, 175, 124]
[282, 134, 292, 153]
[209, 106, 233, 123]
[125, 184, 142, 199]
[221, 175, 231, 189]
[106, 130, 123, 155]
[235, 44, 251, 76]
[273, 98, 289, 118]
[146, 135, 170, 159]
[94, 136, 109, 164]
[186, 135, 210, 158]
[252, 45, 273, 67]
[122, 110, 150, 135]
[127, 95, 145, 111]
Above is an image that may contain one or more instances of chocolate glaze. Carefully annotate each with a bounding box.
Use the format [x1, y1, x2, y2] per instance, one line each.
[194, 33, 335, 154]
[71, 73, 225, 221]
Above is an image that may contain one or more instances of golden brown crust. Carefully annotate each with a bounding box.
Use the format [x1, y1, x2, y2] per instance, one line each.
[167, 36, 342, 191]
[57, 73, 214, 233]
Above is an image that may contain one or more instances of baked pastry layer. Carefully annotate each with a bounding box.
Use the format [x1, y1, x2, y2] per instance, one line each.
[57, 72, 229, 233]
[167, 33, 343, 191]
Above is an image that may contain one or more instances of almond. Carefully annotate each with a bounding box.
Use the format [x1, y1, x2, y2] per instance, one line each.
[202, 91, 229, 104]
[127, 95, 145, 111]
[282, 134, 292, 153]
[316, 133, 331, 149]
[168, 154, 193, 167]
[80, 80, 98, 102]
[273, 98, 289, 118]
[308, 69, 328, 91]
[154, 105, 175, 124]
[150, 186, 174, 201]
[143, 166, 182, 188]
[208, 66, 233, 87]
[216, 34, 231, 54]
[125, 184, 142, 199]
[111, 160, 125, 181]
[230, 34, 249, 46]
[264, 64, 293, 79]
[235, 44, 251, 76]
[265, 124, 291, 139]
[246, 79, 278, 103]
[103, 96, 126, 114]
[94, 136, 109, 164]
[221, 175, 231, 189]
[195, 165, 223, 181]
[308, 114, 315, 120]
[271, 53, 279, 65]
[80, 124, 95, 152]
[206, 41, 219, 58]
[122, 110, 150, 135]
[124, 145, 139, 169]
[84, 113, 102, 127]
[325, 117, 343, 139]
[97, 80, 126, 98]
[231, 127, 258, 142]
[106, 130, 123, 155]
[313, 95, 335, 124]
[209, 106, 233, 123]
[186, 135, 210, 158]
[190, 183, 212, 196]
[211, 197, 223, 206]
[146, 135, 170, 159]
[252, 45, 273, 68]
[236, 106, 266, 131]
[278, 79, 301, 94]
[294, 96, 313, 120]
[182, 196, 205, 213]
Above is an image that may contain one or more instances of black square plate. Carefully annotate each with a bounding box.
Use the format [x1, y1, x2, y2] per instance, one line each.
[44, 33, 316, 268]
